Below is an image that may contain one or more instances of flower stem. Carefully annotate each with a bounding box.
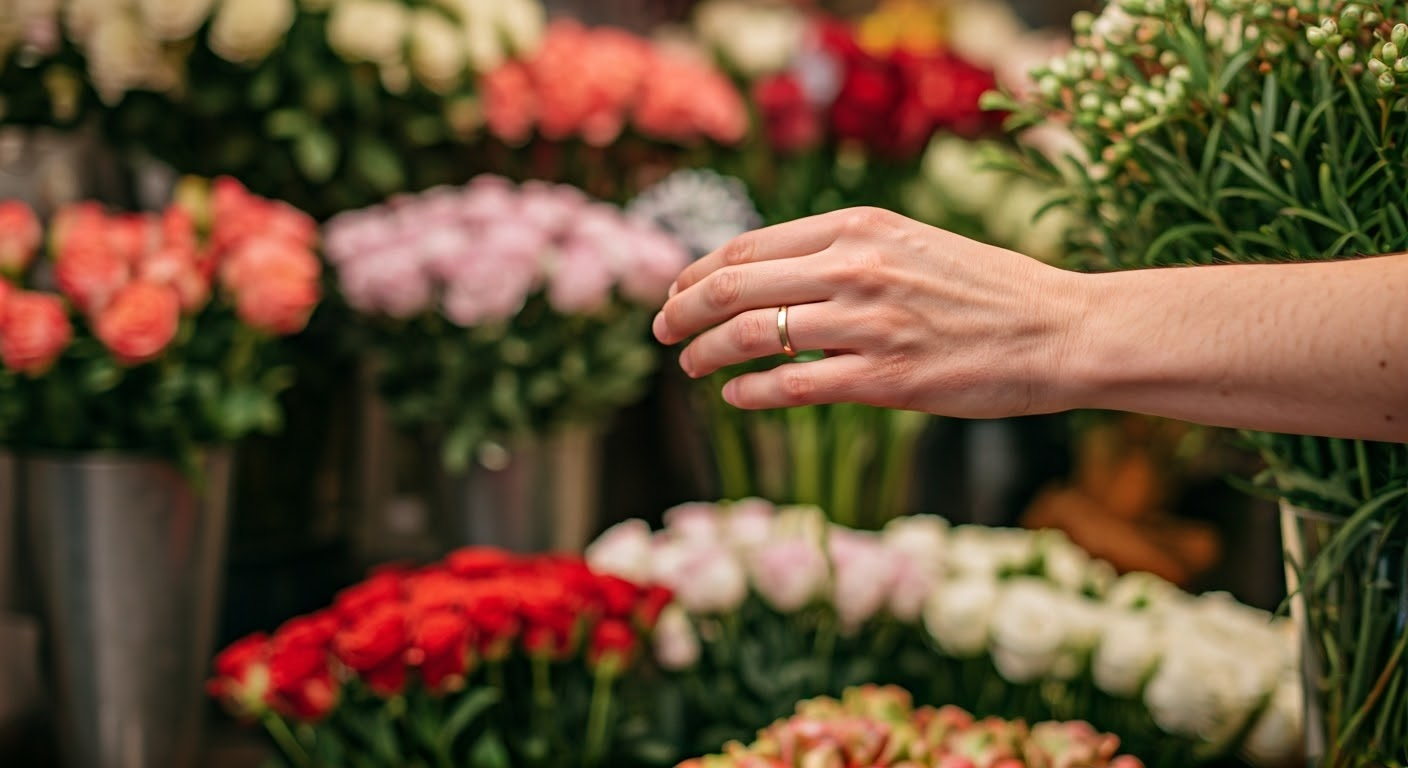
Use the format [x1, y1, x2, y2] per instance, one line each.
[263, 714, 313, 768]
[583, 670, 614, 767]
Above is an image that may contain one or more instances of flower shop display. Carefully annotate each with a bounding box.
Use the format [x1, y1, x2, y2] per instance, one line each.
[587, 499, 1303, 767]
[998, 1, 1408, 763]
[680, 684, 1146, 768]
[323, 174, 688, 550]
[0, 178, 322, 768]
[209, 548, 676, 768]
[0, 0, 545, 218]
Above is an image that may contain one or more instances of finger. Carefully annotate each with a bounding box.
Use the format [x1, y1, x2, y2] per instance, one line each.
[679, 302, 863, 378]
[654, 255, 838, 344]
[669, 209, 856, 297]
[721, 353, 880, 410]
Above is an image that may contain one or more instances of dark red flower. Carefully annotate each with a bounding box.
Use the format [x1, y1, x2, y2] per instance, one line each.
[905, 51, 999, 138]
[592, 574, 643, 619]
[208, 633, 271, 718]
[587, 618, 637, 673]
[267, 638, 338, 721]
[831, 63, 903, 147]
[334, 603, 409, 697]
[273, 610, 341, 652]
[446, 547, 518, 579]
[754, 73, 822, 153]
[411, 609, 474, 693]
[518, 579, 579, 660]
[635, 585, 674, 631]
[333, 570, 405, 621]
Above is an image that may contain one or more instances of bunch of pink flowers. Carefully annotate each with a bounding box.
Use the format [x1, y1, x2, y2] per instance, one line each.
[323, 175, 688, 324]
[481, 19, 749, 147]
[681, 685, 1145, 768]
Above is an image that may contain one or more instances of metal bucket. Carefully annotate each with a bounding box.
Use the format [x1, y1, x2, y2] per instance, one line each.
[25, 450, 233, 768]
[433, 427, 604, 553]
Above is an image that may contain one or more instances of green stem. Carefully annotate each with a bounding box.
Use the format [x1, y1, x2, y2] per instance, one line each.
[1356, 439, 1374, 502]
[263, 714, 314, 768]
[813, 613, 837, 694]
[582, 671, 615, 767]
[707, 375, 753, 499]
[532, 655, 554, 747]
[788, 405, 822, 505]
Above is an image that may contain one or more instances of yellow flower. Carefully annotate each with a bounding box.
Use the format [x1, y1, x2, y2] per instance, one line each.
[856, 0, 948, 57]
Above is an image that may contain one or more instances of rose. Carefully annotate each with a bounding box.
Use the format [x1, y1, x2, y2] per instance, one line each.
[0, 200, 41, 275]
[722, 497, 775, 549]
[54, 225, 130, 315]
[0, 290, 72, 376]
[587, 618, 637, 674]
[480, 61, 537, 144]
[989, 578, 1071, 684]
[828, 529, 898, 630]
[267, 638, 338, 722]
[224, 240, 321, 335]
[660, 543, 748, 615]
[207, 633, 271, 719]
[137, 0, 215, 41]
[754, 72, 822, 153]
[93, 280, 181, 365]
[749, 536, 830, 614]
[616, 224, 690, 307]
[333, 569, 405, 620]
[693, 0, 803, 77]
[409, 609, 473, 694]
[333, 602, 409, 697]
[546, 238, 614, 314]
[338, 248, 434, 320]
[446, 547, 516, 579]
[1090, 608, 1164, 698]
[1241, 672, 1304, 765]
[208, 0, 295, 65]
[652, 604, 700, 671]
[945, 525, 1035, 578]
[885, 552, 937, 623]
[585, 519, 655, 586]
[409, 8, 467, 94]
[923, 574, 998, 658]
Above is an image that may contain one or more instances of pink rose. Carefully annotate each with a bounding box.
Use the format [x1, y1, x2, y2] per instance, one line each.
[138, 243, 209, 313]
[94, 280, 180, 365]
[54, 226, 131, 315]
[723, 498, 775, 549]
[0, 290, 72, 375]
[460, 176, 522, 223]
[517, 182, 587, 234]
[749, 537, 830, 614]
[0, 200, 42, 275]
[663, 502, 723, 544]
[617, 223, 689, 307]
[338, 252, 434, 320]
[585, 519, 655, 585]
[657, 543, 748, 615]
[440, 253, 536, 327]
[828, 530, 898, 630]
[546, 239, 613, 314]
[323, 208, 403, 267]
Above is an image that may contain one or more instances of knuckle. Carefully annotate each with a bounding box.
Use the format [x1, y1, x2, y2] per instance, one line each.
[834, 249, 887, 288]
[733, 312, 769, 353]
[778, 368, 815, 404]
[706, 267, 745, 309]
[843, 206, 893, 235]
[720, 235, 756, 267]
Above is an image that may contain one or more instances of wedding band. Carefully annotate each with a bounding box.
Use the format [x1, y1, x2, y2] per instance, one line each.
[777, 305, 797, 358]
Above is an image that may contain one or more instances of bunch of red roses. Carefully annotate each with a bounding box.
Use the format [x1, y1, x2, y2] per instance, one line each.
[0, 178, 320, 377]
[210, 548, 672, 766]
[754, 17, 1000, 158]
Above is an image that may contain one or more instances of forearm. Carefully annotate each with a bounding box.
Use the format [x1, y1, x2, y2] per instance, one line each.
[1054, 254, 1408, 441]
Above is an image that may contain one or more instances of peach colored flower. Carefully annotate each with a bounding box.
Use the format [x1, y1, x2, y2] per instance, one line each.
[481, 61, 537, 144]
[0, 290, 73, 375]
[0, 200, 42, 275]
[222, 237, 321, 335]
[633, 51, 748, 145]
[55, 227, 131, 315]
[94, 280, 181, 365]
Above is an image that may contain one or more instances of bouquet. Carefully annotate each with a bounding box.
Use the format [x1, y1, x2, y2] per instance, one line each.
[322, 174, 688, 470]
[587, 500, 1303, 767]
[0, 177, 320, 470]
[995, 1, 1408, 763]
[680, 685, 1146, 768]
[0, 0, 545, 218]
[209, 548, 675, 768]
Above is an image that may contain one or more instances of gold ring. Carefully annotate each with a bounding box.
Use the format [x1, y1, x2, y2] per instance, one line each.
[777, 305, 797, 358]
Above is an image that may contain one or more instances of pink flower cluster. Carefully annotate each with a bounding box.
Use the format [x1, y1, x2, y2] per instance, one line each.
[323, 175, 689, 324]
[482, 20, 749, 147]
[681, 685, 1145, 768]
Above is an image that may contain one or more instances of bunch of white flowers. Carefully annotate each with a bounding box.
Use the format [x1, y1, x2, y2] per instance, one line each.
[626, 169, 763, 260]
[691, 0, 803, 78]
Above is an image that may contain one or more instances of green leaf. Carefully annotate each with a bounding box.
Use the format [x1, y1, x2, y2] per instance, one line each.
[979, 90, 1020, 113]
[1144, 223, 1223, 264]
[438, 687, 500, 753]
[293, 130, 340, 184]
[352, 136, 406, 195]
[81, 357, 122, 393]
[266, 108, 313, 139]
[468, 732, 511, 768]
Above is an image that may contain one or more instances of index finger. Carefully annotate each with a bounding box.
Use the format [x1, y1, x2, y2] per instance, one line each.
[670, 209, 856, 297]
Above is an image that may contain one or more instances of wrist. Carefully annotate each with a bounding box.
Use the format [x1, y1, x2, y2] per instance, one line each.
[1038, 267, 1139, 415]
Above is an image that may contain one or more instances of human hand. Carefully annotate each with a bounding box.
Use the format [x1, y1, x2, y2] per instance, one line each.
[651, 207, 1086, 418]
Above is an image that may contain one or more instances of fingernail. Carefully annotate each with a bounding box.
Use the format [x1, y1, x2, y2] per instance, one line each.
[667, 282, 679, 298]
[652, 311, 668, 341]
[678, 349, 693, 377]
[722, 379, 738, 404]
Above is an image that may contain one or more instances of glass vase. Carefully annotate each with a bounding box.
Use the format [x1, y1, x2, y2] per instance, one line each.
[1280, 501, 1408, 767]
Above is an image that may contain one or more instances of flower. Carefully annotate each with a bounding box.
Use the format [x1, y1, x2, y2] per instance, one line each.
[661, 544, 748, 615]
[749, 536, 830, 614]
[587, 618, 637, 674]
[662, 501, 724, 544]
[693, 0, 804, 77]
[85, 9, 169, 104]
[585, 519, 655, 586]
[0, 290, 72, 375]
[828, 529, 898, 630]
[334, 602, 409, 697]
[408, 8, 466, 93]
[923, 574, 998, 658]
[137, 0, 215, 42]
[208, 0, 295, 65]
[1091, 608, 1164, 698]
[410, 609, 473, 694]
[1242, 672, 1304, 765]
[652, 604, 700, 671]
[988, 578, 1070, 684]
[221, 237, 322, 335]
[627, 169, 762, 260]
[327, 0, 408, 66]
[267, 635, 338, 721]
[93, 280, 181, 365]
[207, 633, 271, 719]
[0, 200, 41, 275]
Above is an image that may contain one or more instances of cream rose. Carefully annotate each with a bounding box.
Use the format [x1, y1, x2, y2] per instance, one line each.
[585, 519, 654, 586]
[86, 9, 163, 103]
[137, 0, 214, 41]
[409, 8, 465, 93]
[1091, 609, 1164, 698]
[208, 0, 294, 65]
[694, 0, 802, 77]
[923, 574, 998, 658]
[327, 0, 407, 65]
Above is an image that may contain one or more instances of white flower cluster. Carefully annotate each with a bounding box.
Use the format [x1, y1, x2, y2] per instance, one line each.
[587, 500, 1303, 766]
[326, 0, 543, 94]
[691, 0, 804, 78]
[626, 169, 763, 260]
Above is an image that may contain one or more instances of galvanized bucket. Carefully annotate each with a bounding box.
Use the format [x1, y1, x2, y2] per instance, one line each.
[25, 450, 232, 768]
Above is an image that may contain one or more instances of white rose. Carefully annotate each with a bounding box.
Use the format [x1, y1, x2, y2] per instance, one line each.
[667, 544, 749, 615]
[86, 10, 162, 103]
[989, 578, 1068, 683]
[946, 525, 1035, 578]
[1034, 528, 1094, 593]
[495, 0, 544, 58]
[924, 574, 998, 658]
[208, 0, 294, 65]
[327, 0, 407, 65]
[585, 519, 654, 585]
[882, 514, 948, 569]
[137, 0, 214, 41]
[460, 9, 506, 73]
[1091, 609, 1164, 698]
[663, 501, 723, 544]
[722, 497, 775, 550]
[1242, 672, 1304, 765]
[944, 0, 1025, 71]
[1144, 634, 1264, 745]
[694, 0, 801, 77]
[408, 8, 465, 94]
[1105, 570, 1187, 614]
[749, 537, 830, 614]
[653, 604, 701, 671]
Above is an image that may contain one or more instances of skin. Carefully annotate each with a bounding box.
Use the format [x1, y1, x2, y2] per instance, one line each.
[651, 207, 1408, 443]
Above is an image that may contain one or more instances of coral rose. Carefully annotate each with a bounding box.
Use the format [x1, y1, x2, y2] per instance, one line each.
[0, 290, 73, 375]
[93, 280, 181, 365]
[0, 200, 42, 275]
[55, 226, 130, 314]
[221, 236, 321, 335]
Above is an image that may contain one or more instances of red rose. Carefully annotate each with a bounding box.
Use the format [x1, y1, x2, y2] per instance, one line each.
[0, 290, 73, 376]
[591, 574, 642, 620]
[54, 226, 130, 315]
[93, 280, 181, 365]
[460, 582, 520, 661]
[334, 602, 409, 697]
[0, 200, 41, 275]
[410, 609, 474, 693]
[517, 579, 579, 660]
[333, 570, 405, 621]
[586, 618, 637, 673]
[208, 633, 272, 718]
[754, 74, 822, 153]
[446, 547, 518, 579]
[831, 64, 902, 146]
[274, 610, 341, 652]
[908, 52, 998, 137]
[635, 585, 673, 631]
[267, 639, 338, 721]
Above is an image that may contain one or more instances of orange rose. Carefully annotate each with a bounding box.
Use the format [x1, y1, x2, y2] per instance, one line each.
[55, 226, 131, 314]
[93, 280, 181, 365]
[222, 237, 321, 335]
[0, 200, 42, 275]
[138, 243, 210, 313]
[0, 290, 73, 375]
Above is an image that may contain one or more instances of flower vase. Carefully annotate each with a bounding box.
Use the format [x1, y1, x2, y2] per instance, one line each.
[24, 450, 233, 768]
[1280, 500, 1408, 767]
[431, 426, 604, 553]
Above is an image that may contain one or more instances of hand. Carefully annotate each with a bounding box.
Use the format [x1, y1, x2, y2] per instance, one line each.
[652, 207, 1085, 418]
